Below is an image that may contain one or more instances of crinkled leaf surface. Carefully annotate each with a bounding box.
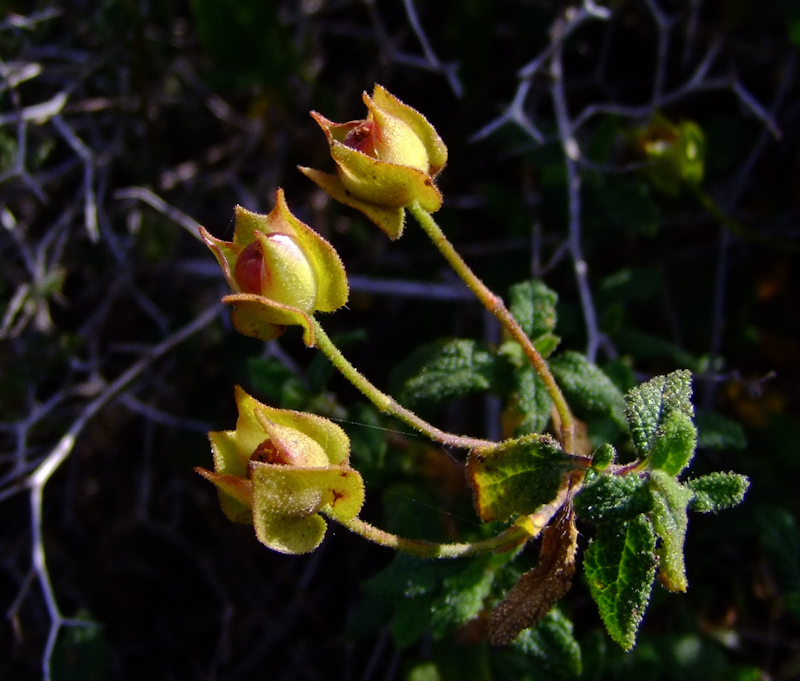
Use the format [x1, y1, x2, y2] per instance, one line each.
[395, 338, 501, 410]
[509, 365, 553, 436]
[467, 435, 581, 522]
[508, 279, 558, 340]
[574, 472, 652, 525]
[625, 370, 693, 458]
[590, 443, 616, 471]
[549, 352, 627, 431]
[361, 553, 506, 649]
[687, 472, 749, 513]
[429, 560, 496, 638]
[497, 609, 582, 681]
[648, 470, 694, 592]
[648, 409, 697, 476]
[584, 515, 657, 650]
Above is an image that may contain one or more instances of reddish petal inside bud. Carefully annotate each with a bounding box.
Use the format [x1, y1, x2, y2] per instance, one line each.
[234, 242, 265, 294]
[250, 439, 292, 468]
[343, 121, 376, 157]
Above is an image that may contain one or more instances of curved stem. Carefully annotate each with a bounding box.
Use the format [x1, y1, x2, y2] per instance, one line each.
[310, 317, 495, 450]
[407, 202, 576, 455]
[333, 476, 577, 558]
[335, 515, 531, 558]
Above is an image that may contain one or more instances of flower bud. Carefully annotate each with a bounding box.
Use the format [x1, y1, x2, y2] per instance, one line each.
[632, 114, 705, 197]
[196, 387, 364, 554]
[200, 189, 348, 346]
[233, 234, 317, 312]
[299, 84, 448, 239]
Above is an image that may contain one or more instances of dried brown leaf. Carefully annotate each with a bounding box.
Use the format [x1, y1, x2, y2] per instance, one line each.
[489, 504, 578, 645]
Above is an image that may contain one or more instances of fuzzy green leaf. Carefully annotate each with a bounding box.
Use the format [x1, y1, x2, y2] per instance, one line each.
[362, 554, 505, 648]
[512, 366, 553, 435]
[509, 279, 558, 339]
[625, 370, 693, 458]
[590, 444, 616, 471]
[687, 472, 749, 513]
[574, 473, 652, 525]
[497, 609, 582, 681]
[584, 515, 658, 650]
[430, 560, 496, 638]
[467, 435, 581, 522]
[649, 409, 697, 476]
[395, 338, 501, 409]
[549, 352, 628, 431]
[648, 470, 694, 592]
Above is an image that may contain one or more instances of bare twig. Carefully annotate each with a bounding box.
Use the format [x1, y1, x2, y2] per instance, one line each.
[114, 186, 205, 241]
[26, 302, 222, 681]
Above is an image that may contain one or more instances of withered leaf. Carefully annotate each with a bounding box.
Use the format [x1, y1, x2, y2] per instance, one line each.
[489, 504, 578, 645]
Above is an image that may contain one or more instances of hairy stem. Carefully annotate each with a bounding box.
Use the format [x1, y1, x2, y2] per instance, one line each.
[310, 317, 495, 450]
[335, 478, 577, 558]
[336, 516, 531, 558]
[407, 202, 576, 455]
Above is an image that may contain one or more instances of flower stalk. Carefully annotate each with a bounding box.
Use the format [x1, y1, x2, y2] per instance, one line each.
[310, 317, 494, 450]
[407, 202, 577, 455]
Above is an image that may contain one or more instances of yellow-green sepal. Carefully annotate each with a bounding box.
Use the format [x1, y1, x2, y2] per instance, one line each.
[371, 84, 448, 174]
[222, 293, 315, 345]
[251, 464, 365, 554]
[195, 467, 253, 524]
[298, 167, 406, 240]
[331, 141, 443, 212]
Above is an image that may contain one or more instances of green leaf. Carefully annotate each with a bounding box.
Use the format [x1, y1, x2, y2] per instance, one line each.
[511, 365, 553, 435]
[549, 352, 628, 431]
[574, 473, 652, 525]
[625, 370, 693, 459]
[495, 609, 582, 681]
[394, 338, 501, 410]
[584, 515, 658, 650]
[430, 560, 496, 638]
[695, 410, 747, 450]
[649, 409, 697, 476]
[362, 554, 504, 649]
[467, 435, 581, 522]
[342, 403, 390, 484]
[590, 443, 616, 471]
[247, 357, 309, 409]
[687, 472, 749, 513]
[648, 470, 694, 592]
[508, 279, 558, 339]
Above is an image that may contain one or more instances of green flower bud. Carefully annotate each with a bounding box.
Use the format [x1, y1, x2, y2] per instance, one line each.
[195, 387, 364, 554]
[200, 189, 348, 346]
